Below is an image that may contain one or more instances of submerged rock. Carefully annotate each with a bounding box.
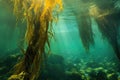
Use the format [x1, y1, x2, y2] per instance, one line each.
[39, 54, 65, 80]
[65, 71, 84, 80]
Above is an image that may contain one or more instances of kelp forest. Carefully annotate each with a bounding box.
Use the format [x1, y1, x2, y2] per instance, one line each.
[0, 0, 120, 80]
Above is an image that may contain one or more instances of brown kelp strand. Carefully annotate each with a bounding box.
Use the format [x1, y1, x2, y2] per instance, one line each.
[95, 14, 120, 59]
[8, 0, 63, 80]
[89, 2, 120, 60]
[94, 6, 120, 60]
[77, 12, 94, 50]
[72, 1, 95, 51]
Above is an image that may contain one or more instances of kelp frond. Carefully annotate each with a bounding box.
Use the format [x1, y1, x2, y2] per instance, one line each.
[79, 13, 94, 50]
[91, 3, 120, 59]
[9, 0, 63, 80]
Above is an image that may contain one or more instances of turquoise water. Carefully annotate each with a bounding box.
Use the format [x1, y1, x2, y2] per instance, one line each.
[0, 0, 120, 80]
[50, 0, 120, 62]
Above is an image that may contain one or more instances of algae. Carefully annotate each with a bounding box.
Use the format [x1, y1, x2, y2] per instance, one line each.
[8, 0, 63, 80]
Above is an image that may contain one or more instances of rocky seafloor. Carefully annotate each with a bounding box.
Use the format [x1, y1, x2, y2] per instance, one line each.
[0, 51, 120, 80]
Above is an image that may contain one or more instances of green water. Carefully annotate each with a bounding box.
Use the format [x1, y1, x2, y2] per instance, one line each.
[0, 0, 119, 60]
[0, 0, 120, 80]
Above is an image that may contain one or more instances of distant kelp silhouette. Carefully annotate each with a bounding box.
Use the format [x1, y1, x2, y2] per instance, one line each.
[72, 0, 120, 58]
[78, 12, 94, 50]
[95, 7, 120, 59]
[78, 0, 120, 58]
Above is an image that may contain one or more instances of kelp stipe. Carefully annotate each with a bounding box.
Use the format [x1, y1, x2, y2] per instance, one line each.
[8, 0, 63, 80]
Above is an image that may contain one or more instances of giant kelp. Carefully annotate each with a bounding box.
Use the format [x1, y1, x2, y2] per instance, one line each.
[89, 1, 120, 59]
[95, 9, 120, 59]
[74, 0, 120, 58]
[73, 1, 94, 51]
[78, 12, 94, 50]
[8, 0, 63, 80]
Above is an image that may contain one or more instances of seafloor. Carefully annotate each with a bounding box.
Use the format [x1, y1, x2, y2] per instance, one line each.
[0, 50, 120, 80]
